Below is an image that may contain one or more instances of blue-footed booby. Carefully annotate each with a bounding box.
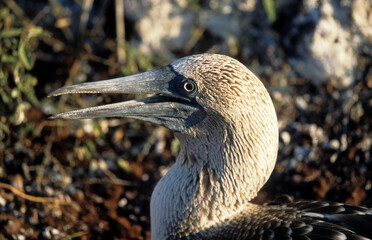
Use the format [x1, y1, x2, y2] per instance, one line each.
[49, 54, 372, 239]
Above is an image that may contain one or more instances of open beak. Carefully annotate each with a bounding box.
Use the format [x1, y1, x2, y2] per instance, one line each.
[48, 66, 205, 132]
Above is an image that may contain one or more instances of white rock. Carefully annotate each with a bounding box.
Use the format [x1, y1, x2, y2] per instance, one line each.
[280, 131, 291, 145]
[0, 196, 6, 207]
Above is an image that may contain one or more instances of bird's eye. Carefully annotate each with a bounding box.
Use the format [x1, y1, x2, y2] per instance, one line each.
[177, 78, 197, 98]
[176, 78, 197, 98]
[184, 81, 196, 92]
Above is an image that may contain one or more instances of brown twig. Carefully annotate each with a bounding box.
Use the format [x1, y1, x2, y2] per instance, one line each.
[0, 182, 67, 204]
[184, 27, 205, 55]
[78, 0, 94, 42]
[3, 0, 31, 25]
[115, 0, 126, 64]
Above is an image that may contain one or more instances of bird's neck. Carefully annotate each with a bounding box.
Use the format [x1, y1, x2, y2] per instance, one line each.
[150, 114, 278, 239]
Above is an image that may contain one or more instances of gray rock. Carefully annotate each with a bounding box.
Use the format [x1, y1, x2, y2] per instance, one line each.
[123, 0, 371, 87]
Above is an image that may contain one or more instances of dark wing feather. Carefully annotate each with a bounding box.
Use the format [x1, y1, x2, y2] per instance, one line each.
[294, 201, 372, 239]
[178, 201, 372, 240]
[330, 214, 372, 238]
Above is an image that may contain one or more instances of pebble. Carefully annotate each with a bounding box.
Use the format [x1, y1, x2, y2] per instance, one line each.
[295, 96, 308, 111]
[83, 119, 94, 133]
[45, 185, 54, 196]
[42, 227, 61, 239]
[14, 235, 25, 240]
[330, 153, 338, 163]
[0, 196, 6, 207]
[357, 137, 372, 151]
[329, 139, 340, 150]
[125, 191, 137, 200]
[98, 159, 108, 170]
[90, 159, 98, 171]
[340, 134, 348, 151]
[118, 198, 128, 208]
[280, 131, 291, 145]
[309, 124, 326, 145]
[365, 181, 372, 191]
[51, 228, 60, 236]
[141, 173, 149, 182]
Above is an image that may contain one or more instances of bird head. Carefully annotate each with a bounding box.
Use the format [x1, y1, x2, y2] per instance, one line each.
[49, 54, 276, 139]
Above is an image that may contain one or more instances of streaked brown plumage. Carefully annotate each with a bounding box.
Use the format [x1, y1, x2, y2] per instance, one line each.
[50, 54, 372, 239]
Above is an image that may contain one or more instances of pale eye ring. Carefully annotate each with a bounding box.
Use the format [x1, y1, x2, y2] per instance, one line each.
[184, 81, 196, 93]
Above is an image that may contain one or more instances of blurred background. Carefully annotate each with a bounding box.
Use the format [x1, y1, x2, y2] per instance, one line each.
[0, 0, 371, 239]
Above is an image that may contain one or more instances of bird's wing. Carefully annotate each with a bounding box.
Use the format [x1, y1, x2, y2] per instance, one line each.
[177, 201, 372, 240]
[290, 201, 372, 239]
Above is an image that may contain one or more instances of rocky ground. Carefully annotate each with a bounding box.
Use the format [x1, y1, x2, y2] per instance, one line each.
[1, 0, 371, 239]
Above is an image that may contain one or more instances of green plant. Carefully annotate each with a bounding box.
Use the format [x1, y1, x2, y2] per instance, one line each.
[0, 7, 44, 142]
[263, 0, 277, 22]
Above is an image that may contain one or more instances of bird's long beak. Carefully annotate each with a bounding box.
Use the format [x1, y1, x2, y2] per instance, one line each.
[48, 66, 205, 132]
